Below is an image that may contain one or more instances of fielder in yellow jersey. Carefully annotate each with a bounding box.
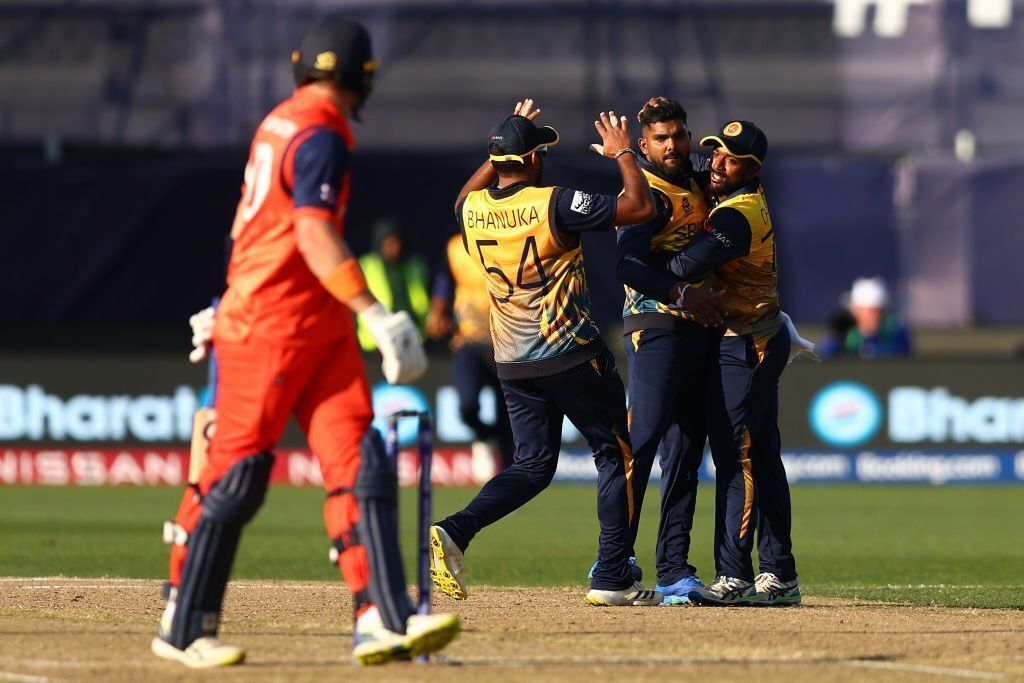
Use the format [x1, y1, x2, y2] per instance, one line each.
[426, 234, 514, 468]
[428, 100, 665, 607]
[651, 120, 800, 607]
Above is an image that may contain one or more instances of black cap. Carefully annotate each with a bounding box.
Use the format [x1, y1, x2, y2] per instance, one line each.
[700, 120, 767, 165]
[291, 15, 376, 113]
[487, 115, 560, 163]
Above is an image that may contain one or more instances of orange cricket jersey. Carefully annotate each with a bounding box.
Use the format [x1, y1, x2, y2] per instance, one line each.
[214, 86, 355, 346]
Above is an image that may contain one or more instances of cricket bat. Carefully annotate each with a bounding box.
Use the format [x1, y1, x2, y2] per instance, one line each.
[188, 300, 219, 484]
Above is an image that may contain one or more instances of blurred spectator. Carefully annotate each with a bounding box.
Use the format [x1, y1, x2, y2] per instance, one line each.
[427, 234, 513, 471]
[819, 277, 912, 359]
[357, 219, 430, 351]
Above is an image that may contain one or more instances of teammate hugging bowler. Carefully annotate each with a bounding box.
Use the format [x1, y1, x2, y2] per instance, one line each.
[649, 121, 801, 606]
[427, 100, 663, 607]
[152, 15, 459, 668]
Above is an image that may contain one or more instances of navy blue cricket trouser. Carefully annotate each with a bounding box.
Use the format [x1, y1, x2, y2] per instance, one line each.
[438, 349, 636, 591]
[623, 324, 714, 585]
[452, 343, 514, 468]
[706, 324, 797, 582]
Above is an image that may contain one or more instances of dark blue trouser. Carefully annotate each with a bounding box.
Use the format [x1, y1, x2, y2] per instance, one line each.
[623, 325, 714, 585]
[706, 325, 797, 582]
[438, 349, 636, 591]
[453, 343, 514, 468]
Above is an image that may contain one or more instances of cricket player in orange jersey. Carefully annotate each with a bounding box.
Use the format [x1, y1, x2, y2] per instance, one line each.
[152, 15, 459, 668]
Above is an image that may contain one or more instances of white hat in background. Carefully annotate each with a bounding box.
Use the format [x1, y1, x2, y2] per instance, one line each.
[849, 277, 889, 308]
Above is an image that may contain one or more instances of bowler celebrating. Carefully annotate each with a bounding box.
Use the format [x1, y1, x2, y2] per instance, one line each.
[613, 97, 725, 603]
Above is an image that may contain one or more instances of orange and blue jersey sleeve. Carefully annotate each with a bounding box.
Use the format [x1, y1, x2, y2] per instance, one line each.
[552, 188, 617, 233]
[291, 128, 349, 220]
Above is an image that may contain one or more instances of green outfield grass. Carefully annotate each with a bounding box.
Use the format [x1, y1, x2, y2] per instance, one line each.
[0, 485, 1020, 608]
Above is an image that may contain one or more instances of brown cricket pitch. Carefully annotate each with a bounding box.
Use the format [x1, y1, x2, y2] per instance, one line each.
[0, 578, 1021, 682]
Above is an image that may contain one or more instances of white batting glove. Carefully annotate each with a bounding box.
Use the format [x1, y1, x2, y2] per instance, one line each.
[359, 303, 428, 384]
[188, 306, 215, 364]
[780, 311, 820, 364]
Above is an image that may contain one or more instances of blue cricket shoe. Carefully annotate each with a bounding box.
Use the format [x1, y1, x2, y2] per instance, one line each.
[656, 575, 704, 605]
[588, 556, 643, 583]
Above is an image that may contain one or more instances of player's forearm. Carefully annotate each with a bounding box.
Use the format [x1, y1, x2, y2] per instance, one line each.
[660, 251, 715, 283]
[616, 255, 678, 304]
[455, 160, 497, 212]
[613, 153, 655, 226]
[615, 225, 677, 304]
[296, 215, 350, 278]
[295, 215, 379, 314]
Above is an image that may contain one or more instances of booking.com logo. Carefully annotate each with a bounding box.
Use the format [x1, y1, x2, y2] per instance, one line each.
[809, 381, 883, 447]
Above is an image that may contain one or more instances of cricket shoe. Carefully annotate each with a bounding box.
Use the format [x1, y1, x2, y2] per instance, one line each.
[588, 556, 643, 583]
[352, 606, 461, 666]
[428, 525, 468, 600]
[687, 575, 756, 606]
[151, 636, 246, 669]
[656, 575, 704, 605]
[751, 573, 801, 606]
[151, 590, 245, 668]
[585, 581, 663, 607]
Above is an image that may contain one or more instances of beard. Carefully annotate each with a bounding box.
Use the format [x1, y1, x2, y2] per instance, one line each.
[653, 153, 687, 182]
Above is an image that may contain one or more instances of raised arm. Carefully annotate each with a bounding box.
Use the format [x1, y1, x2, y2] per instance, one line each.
[454, 160, 496, 215]
[592, 111, 655, 226]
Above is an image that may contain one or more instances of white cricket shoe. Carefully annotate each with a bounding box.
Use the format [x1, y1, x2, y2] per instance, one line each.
[585, 581, 663, 606]
[151, 636, 245, 668]
[429, 525, 468, 600]
[752, 572, 802, 606]
[352, 605, 460, 666]
[687, 575, 756, 606]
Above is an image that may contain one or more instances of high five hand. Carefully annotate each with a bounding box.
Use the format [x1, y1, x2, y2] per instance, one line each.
[590, 111, 632, 159]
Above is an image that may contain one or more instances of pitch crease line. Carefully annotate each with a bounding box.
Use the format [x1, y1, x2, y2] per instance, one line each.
[845, 660, 1006, 680]
[0, 672, 58, 683]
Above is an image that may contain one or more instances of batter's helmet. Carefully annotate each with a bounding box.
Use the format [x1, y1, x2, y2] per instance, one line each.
[291, 15, 376, 119]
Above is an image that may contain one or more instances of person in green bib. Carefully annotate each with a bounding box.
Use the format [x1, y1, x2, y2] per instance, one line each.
[357, 220, 430, 351]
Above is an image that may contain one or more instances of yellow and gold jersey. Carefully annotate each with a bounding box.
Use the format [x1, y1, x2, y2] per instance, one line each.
[459, 184, 602, 378]
[622, 166, 711, 324]
[446, 234, 492, 346]
[711, 185, 781, 337]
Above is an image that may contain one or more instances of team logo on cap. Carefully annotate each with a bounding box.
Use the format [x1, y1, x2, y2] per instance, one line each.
[723, 122, 743, 137]
[314, 51, 338, 70]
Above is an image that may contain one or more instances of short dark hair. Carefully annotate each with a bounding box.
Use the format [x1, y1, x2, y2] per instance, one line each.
[488, 143, 525, 176]
[638, 98, 688, 130]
